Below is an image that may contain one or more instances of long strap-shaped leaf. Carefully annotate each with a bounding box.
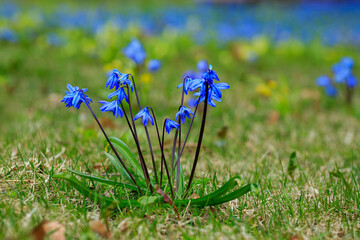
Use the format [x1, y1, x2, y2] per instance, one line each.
[66, 168, 149, 193]
[53, 172, 140, 208]
[175, 184, 255, 207]
[54, 173, 255, 208]
[108, 137, 145, 181]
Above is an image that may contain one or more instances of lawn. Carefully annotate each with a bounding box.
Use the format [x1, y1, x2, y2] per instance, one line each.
[1, 1, 359, 239]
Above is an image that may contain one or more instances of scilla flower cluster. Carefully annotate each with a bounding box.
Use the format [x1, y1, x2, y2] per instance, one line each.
[316, 57, 357, 104]
[61, 63, 229, 199]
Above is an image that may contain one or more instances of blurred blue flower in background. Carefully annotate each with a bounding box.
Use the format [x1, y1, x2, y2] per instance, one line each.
[147, 59, 161, 72]
[47, 33, 64, 46]
[316, 57, 357, 98]
[316, 76, 332, 87]
[325, 85, 338, 97]
[332, 57, 356, 87]
[123, 39, 146, 65]
[197, 60, 208, 73]
[0, 28, 18, 43]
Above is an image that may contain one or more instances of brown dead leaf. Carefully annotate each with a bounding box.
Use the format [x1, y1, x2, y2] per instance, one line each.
[32, 220, 65, 240]
[289, 235, 302, 240]
[155, 185, 179, 219]
[90, 220, 111, 239]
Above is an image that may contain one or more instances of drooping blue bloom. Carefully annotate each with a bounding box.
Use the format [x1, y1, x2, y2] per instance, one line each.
[197, 60, 208, 73]
[106, 69, 133, 92]
[134, 107, 154, 127]
[108, 87, 129, 103]
[175, 106, 194, 124]
[99, 100, 123, 118]
[61, 84, 92, 109]
[147, 59, 161, 72]
[201, 64, 219, 84]
[164, 119, 180, 134]
[316, 76, 332, 87]
[123, 38, 146, 65]
[177, 76, 194, 95]
[188, 65, 229, 107]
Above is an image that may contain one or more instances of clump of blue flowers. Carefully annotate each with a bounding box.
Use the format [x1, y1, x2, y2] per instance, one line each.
[56, 61, 253, 210]
[316, 57, 358, 104]
[123, 38, 161, 73]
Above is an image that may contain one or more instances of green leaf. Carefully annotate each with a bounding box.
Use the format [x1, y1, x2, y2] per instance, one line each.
[104, 152, 132, 183]
[107, 137, 144, 180]
[66, 168, 148, 193]
[176, 162, 185, 198]
[138, 195, 163, 206]
[55, 172, 256, 208]
[175, 183, 256, 207]
[53, 172, 115, 205]
[287, 151, 297, 178]
[194, 176, 241, 200]
[53, 172, 140, 208]
[175, 177, 253, 207]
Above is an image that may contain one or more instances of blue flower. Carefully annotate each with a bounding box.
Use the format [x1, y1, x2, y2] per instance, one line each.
[202, 64, 219, 84]
[197, 60, 208, 73]
[106, 69, 133, 91]
[187, 98, 197, 108]
[340, 57, 354, 69]
[333, 63, 351, 83]
[99, 100, 123, 118]
[108, 87, 129, 103]
[147, 59, 161, 72]
[188, 65, 229, 107]
[47, 33, 64, 46]
[332, 57, 354, 83]
[164, 119, 180, 134]
[0, 28, 18, 43]
[123, 38, 146, 65]
[182, 70, 202, 80]
[316, 76, 331, 87]
[177, 76, 194, 95]
[346, 74, 358, 88]
[175, 106, 194, 124]
[61, 84, 92, 109]
[325, 85, 338, 97]
[134, 107, 154, 127]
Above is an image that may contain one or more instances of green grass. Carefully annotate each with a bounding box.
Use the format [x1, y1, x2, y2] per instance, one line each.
[1, 35, 360, 239]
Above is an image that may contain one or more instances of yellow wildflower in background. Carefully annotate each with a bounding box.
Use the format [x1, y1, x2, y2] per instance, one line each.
[140, 73, 153, 84]
[255, 80, 277, 97]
